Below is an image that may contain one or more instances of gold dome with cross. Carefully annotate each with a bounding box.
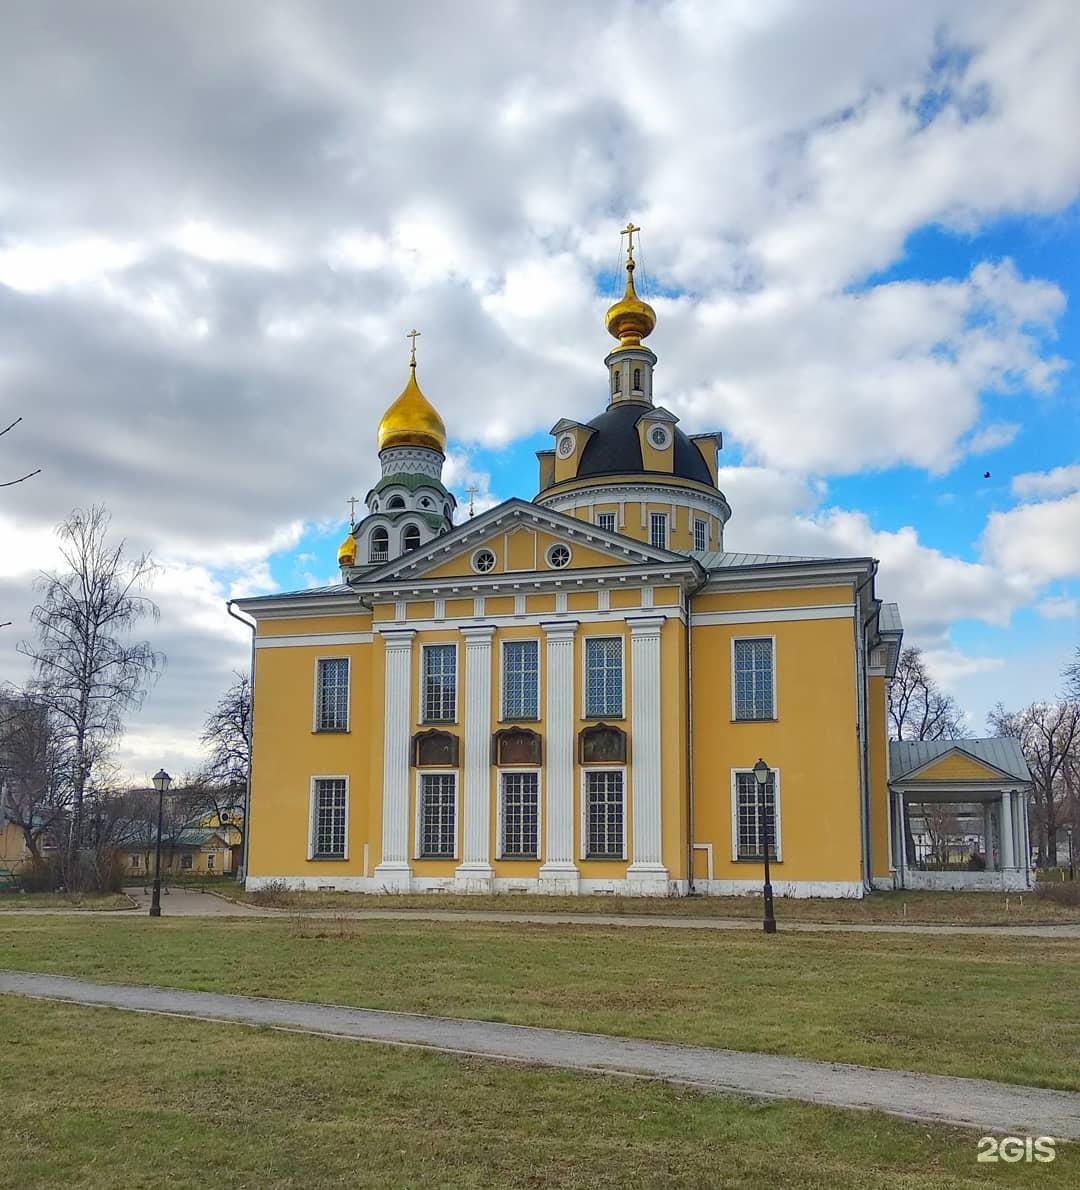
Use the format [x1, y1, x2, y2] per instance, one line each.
[377, 329, 448, 454]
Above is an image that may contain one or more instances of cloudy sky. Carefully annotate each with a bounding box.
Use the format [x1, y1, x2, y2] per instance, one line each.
[2, 0, 1079, 780]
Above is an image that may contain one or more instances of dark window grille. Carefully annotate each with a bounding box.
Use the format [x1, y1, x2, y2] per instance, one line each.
[316, 658, 349, 730]
[313, 778, 347, 858]
[500, 772, 539, 857]
[585, 770, 624, 858]
[419, 773, 456, 857]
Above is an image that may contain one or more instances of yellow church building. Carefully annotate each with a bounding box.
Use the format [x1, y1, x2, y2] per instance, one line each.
[235, 234, 1032, 898]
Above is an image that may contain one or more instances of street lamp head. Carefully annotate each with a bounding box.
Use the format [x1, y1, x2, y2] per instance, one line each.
[752, 758, 770, 787]
[152, 769, 172, 794]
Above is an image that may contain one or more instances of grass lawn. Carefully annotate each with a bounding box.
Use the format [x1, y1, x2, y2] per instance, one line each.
[0, 997, 1072, 1190]
[2, 916, 1078, 1092]
[0, 892, 132, 911]
[228, 886, 1080, 925]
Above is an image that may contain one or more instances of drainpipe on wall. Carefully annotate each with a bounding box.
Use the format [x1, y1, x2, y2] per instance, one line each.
[226, 601, 256, 884]
[685, 565, 708, 896]
[853, 569, 876, 895]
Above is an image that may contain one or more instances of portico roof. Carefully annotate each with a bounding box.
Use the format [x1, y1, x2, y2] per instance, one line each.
[889, 738, 1030, 784]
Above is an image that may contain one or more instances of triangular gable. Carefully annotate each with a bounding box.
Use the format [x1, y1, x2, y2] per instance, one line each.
[352, 498, 689, 587]
[896, 746, 1017, 785]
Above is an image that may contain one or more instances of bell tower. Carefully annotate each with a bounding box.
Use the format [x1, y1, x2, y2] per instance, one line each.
[337, 330, 456, 571]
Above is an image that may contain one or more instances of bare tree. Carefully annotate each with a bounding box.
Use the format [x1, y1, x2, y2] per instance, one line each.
[0, 687, 67, 866]
[888, 645, 966, 741]
[194, 671, 250, 852]
[17, 506, 164, 881]
[990, 700, 1080, 867]
[0, 417, 41, 489]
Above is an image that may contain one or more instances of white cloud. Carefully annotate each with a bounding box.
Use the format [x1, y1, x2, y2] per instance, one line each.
[1012, 463, 1080, 499]
[1036, 595, 1078, 620]
[982, 491, 1080, 586]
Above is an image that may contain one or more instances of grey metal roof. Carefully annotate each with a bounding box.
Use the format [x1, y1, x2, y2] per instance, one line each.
[878, 602, 903, 633]
[239, 583, 353, 603]
[691, 550, 834, 569]
[889, 738, 1030, 783]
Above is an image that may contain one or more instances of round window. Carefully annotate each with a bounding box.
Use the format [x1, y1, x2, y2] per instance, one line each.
[472, 548, 496, 573]
[648, 425, 671, 449]
[557, 433, 575, 458]
[546, 544, 571, 569]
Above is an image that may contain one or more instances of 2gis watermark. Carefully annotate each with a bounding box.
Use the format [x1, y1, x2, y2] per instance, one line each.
[976, 1136, 1056, 1164]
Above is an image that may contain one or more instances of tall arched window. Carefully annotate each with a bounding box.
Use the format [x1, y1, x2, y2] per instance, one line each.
[402, 524, 421, 552]
[369, 527, 389, 563]
[613, 371, 622, 393]
[633, 368, 641, 391]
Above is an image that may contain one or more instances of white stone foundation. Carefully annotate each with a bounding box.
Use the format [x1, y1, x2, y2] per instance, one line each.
[247, 874, 864, 898]
[902, 869, 1032, 892]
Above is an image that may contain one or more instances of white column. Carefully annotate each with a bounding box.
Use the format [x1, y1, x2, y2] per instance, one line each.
[893, 792, 908, 884]
[983, 802, 996, 871]
[1000, 789, 1016, 871]
[455, 626, 496, 891]
[627, 615, 669, 892]
[374, 629, 415, 891]
[539, 620, 579, 893]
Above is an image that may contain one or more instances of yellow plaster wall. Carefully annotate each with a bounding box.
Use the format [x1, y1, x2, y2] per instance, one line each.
[537, 451, 555, 490]
[690, 613, 862, 883]
[248, 639, 375, 878]
[909, 753, 1005, 783]
[691, 436, 720, 483]
[0, 820, 30, 868]
[406, 601, 435, 621]
[639, 424, 675, 474]
[694, 586, 854, 613]
[610, 588, 641, 610]
[867, 674, 891, 879]
[421, 530, 614, 580]
[258, 612, 371, 637]
[527, 594, 556, 613]
[567, 592, 597, 612]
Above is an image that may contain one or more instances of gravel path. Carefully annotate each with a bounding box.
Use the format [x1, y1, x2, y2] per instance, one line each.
[1, 887, 1078, 936]
[2, 969, 1078, 1139]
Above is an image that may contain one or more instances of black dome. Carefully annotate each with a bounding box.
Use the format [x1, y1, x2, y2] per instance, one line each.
[576, 402, 713, 486]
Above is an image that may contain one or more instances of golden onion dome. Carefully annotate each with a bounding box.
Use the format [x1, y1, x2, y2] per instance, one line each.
[605, 261, 656, 349]
[337, 533, 357, 568]
[377, 362, 447, 454]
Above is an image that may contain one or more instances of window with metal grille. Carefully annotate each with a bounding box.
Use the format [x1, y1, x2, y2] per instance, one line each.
[422, 644, 456, 722]
[502, 640, 539, 720]
[734, 770, 778, 860]
[694, 519, 707, 552]
[315, 658, 349, 731]
[584, 637, 623, 717]
[649, 512, 667, 550]
[597, 512, 616, 532]
[419, 773, 456, 857]
[733, 638, 775, 720]
[585, 770, 624, 858]
[500, 772, 539, 857]
[312, 778, 347, 858]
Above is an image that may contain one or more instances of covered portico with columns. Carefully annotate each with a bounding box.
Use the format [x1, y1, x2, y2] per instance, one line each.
[888, 739, 1033, 892]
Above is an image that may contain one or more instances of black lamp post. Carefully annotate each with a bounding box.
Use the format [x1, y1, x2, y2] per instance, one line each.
[149, 768, 172, 917]
[752, 758, 777, 934]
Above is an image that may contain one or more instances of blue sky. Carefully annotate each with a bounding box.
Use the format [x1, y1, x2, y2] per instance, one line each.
[2, 1, 1079, 775]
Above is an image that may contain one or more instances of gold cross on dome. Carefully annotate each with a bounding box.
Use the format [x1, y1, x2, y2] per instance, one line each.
[346, 495, 359, 527]
[406, 328, 421, 366]
[621, 221, 641, 266]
